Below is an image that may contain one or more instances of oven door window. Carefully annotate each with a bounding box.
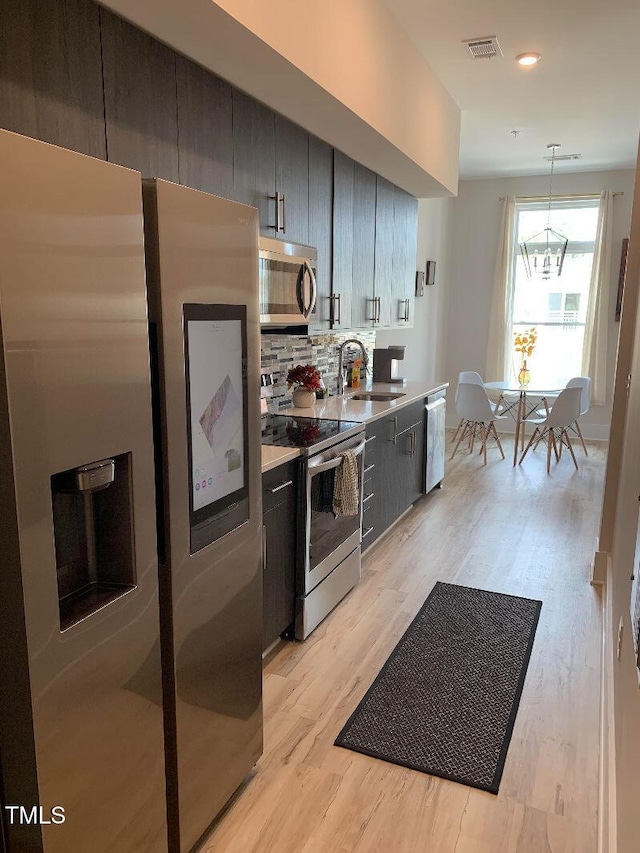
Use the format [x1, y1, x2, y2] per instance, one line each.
[309, 465, 360, 572]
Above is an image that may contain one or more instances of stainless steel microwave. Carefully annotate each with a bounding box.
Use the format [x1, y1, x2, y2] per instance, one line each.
[259, 237, 317, 329]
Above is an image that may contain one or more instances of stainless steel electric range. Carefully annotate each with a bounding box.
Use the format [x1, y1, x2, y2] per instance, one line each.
[261, 414, 366, 639]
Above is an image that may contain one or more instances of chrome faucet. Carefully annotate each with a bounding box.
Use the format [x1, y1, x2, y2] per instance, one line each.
[336, 339, 369, 395]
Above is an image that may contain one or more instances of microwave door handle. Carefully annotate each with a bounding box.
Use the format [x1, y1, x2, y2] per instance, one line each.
[301, 261, 317, 318]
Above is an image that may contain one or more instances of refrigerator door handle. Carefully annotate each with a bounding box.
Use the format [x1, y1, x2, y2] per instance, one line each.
[262, 524, 267, 572]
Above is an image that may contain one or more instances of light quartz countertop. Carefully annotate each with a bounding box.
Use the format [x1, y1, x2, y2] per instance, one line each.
[261, 445, 301, 473]
[260, 380, 448, 473]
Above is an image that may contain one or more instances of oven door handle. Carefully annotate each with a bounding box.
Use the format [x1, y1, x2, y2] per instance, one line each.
[307, 438, 366, 472]
[309, 456, 343, 474]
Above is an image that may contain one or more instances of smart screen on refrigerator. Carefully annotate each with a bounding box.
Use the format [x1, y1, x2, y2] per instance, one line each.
[183, 304, 249, 541]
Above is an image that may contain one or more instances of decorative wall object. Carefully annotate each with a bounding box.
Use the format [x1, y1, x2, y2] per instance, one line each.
[415, 270, 425, 297]
[616, 237, 629, 322]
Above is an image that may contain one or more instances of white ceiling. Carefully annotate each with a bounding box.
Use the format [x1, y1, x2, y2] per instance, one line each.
[384, 0, 640, 179]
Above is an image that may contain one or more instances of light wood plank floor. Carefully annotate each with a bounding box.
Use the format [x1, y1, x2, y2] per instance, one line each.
[203, 436, 606, 853]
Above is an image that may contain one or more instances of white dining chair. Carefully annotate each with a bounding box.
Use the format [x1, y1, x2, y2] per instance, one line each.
[451, 382, 506, 465]
[536, 377, 590, 455]
[451, 371, 501, 444]
[519, 386, 582, 473]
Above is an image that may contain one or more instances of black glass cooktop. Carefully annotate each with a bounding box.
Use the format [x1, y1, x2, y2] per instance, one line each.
[261, 414, 363, 454]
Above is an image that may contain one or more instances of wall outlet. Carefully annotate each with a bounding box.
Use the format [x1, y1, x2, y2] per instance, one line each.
[617, 617, 624, 660]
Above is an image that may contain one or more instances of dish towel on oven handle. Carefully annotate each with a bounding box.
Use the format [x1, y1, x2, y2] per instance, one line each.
[332, 449, 359, 517]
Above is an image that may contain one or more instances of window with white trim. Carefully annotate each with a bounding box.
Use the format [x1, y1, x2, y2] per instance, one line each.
[510, 198, 600, 388]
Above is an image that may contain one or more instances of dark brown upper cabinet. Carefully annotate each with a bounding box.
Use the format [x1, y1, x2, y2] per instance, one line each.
[331, 149, 355, 329]
[232, 90, 276, 237]
[176, 56, 233, 199]
[351, 163, 377, 329]
[373, 176, 395, 328]
[308, 136, 333, 331]
[100, 8, 179, 181]
[274, 115, 309, 247]
[392, 187, 418, 327]
[0, 0, 106, 159]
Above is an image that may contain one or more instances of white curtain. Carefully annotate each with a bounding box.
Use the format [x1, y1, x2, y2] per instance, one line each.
[486, 195, 516, 381]
[582, 190, 613, 406]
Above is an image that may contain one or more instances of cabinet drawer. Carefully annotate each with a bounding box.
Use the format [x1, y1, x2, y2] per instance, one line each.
[262, 460, 298, 513]
[396, 399, 426, 434]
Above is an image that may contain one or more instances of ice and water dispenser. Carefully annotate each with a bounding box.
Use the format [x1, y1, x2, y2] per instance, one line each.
[51, 454, 136, 630]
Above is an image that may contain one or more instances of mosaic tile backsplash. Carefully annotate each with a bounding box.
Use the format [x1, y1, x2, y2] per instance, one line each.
[260, 331, 377, 411]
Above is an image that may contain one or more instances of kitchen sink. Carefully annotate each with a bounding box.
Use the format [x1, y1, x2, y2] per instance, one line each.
[350, 392, 406, 402]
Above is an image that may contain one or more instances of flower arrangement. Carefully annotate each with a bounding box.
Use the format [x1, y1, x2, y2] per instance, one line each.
[513, 327, 537, 362]
[286, 364, 322, 391]
[513, 327, 537, 387]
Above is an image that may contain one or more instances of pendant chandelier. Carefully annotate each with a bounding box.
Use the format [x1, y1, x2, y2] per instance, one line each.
[520, 143, 569, 280]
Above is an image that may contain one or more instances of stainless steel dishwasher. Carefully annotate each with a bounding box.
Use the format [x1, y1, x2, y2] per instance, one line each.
[425, 394, 446, 492]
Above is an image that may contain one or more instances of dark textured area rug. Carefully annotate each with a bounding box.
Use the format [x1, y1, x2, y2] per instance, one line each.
[334, 581, 542, 793]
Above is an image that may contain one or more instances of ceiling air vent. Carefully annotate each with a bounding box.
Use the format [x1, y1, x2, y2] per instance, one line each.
[543, 153, 582, 162]
[462, 36, 503, 60]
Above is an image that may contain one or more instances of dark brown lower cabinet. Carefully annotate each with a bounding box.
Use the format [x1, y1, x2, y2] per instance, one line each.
[262, 460, 298, 649]
[362, 399, 429, 552]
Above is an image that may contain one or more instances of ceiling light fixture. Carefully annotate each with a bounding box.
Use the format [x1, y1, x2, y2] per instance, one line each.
[516, 52, 541, 66]
[520, 144, 569, 280]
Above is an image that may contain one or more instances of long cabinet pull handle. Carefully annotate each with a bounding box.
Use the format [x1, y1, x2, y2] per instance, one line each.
[376, 296, 381, 323]
[272, 191, 281, 232]
[269, 479, 293, 493]
[364, 463, 376, 473]
[280, 194, 286, 233]
[365, 435, 376, 444]
[399, 298, 410, 322]
[262, 524, 267, 571]
[410, 430, 416, 457]
[329, 294, 335, 324]
[389, 416, 398, 445]
[330, 293, 341, 325]
[368, 298, 377, 323]
[363, 492, 375, 504]
[362, 526, 374, 539]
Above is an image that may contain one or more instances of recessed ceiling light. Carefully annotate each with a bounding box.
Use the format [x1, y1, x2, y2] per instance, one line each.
[516, 52, 542, 66]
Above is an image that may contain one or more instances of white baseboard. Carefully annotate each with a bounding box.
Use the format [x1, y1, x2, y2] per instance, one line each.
[599, 570, 617, 853]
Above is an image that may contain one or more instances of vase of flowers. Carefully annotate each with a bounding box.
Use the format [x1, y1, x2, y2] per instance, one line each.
[513, 327, 537, 387]
[287, 364, 322, 408]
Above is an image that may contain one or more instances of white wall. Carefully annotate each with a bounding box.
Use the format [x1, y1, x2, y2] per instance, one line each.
[444, 169, 636, 440]
[376, 197, 454, 385]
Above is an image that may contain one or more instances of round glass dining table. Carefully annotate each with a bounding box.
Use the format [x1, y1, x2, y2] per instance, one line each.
[484, 381, 565, 465]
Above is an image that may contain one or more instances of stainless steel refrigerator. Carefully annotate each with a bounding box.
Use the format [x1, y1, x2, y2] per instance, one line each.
[0, 130, 167, 852]
[142, 179, 263, 853]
